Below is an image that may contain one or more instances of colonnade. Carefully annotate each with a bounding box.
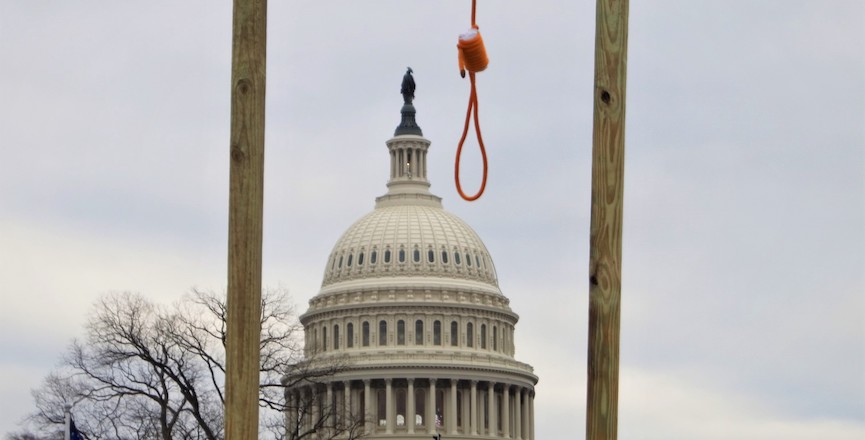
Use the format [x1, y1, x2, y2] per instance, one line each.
[287, 377, 534, 439]
[390, 145, 427, 181]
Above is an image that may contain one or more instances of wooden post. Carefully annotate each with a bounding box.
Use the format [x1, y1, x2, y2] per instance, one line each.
[225, 1, 267, 440]
[586, 0, 628, 439]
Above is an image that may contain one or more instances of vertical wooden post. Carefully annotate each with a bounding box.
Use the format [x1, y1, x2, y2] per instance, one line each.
[586, 0, 628, 439]
[225, 1, 267, 440]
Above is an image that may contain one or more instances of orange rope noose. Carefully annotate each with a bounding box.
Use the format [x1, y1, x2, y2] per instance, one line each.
[455, 0, 489, 201]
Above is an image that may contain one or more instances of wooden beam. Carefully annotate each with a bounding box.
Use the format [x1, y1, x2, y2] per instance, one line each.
[225, 1, 267, 439]
[586, 0, 629, 439]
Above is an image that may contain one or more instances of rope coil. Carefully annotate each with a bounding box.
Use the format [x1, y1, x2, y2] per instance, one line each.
[454, 0, 489, 202]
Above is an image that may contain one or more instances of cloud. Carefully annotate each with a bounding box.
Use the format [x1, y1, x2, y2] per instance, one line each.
[620, 366, 865, 440]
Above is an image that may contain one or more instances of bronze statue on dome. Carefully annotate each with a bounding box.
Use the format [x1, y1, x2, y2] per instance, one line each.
[401, 67, 415, 105]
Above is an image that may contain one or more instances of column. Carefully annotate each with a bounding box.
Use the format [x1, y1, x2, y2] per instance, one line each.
[343, 381, 351, 428]
[470, 380, 478, 435]
[311, 386, 320, 434]
[503, 385, 510, 438]
[529, 390, 534, 440]
[363, 380, 372, 434]
[515, 388, 522, 440]
[487, 382, 496, 438]
[449, 379, 458, 434]
[326, 382, 335, 436]
[427, 379, 437, 434]
[286, 390, 297, 437]
[407, 378, 416, 433]
[385, 379, 394, 434]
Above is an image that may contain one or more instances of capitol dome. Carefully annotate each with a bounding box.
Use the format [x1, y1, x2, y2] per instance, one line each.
[286, 70, 537, 440]
[321, 202, 501, 293]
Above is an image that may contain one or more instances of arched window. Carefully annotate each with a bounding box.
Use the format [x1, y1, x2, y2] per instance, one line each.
[435, 389, 445, 427]
[466, 253, 472, 267]
[313, 328, 318, 350]
[371, 250, 378, 264]
[433, 320, 442, 345]
[450, 321, 458, 346]
[466, 322, 474, 347]
[454, 251, 462, 266]
[428, 249, 435, 263]
[379, 320, 388, 346]
[397, 320, 406, 345]
[384, 249, 391, 264]
[333, 324, 340, 349]
[457, 390, 464, 427]
[493, 325, 497, 351]
[476, 255, 482, 268]
[323, 326, 328, 351]
[347, 323, 354, 348]
[413, 248, 421, 263]
[481, 324, 487, 349]
[331, 255, 337, 270]
[358, 252, 364, 265]
[377, 389, 386, 427]
[396, 389, 407, 426]
[415, 388, 426, 427]
[415, 320, 424, 345]
[398, 249, 406, 263]
[347, 254, 353, 267]
[362, 321, 370, 347]
[441, 249, 449, 264]
[338, 256, 343, 268]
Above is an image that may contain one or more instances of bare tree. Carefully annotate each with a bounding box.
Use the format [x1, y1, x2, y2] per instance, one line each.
[13, 289, 361, 440]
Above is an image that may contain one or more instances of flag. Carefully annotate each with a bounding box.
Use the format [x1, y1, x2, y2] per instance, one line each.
[69, 416, 84, 440]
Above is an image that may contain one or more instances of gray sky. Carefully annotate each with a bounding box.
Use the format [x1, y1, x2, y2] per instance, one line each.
[1, 1, 863, 438]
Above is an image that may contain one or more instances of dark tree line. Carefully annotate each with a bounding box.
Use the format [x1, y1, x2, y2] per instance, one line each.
[7, 289, 365, 440]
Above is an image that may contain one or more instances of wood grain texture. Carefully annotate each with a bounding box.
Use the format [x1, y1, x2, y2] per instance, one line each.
[586, 0, 629, 439]
[225, 1, 267, 439]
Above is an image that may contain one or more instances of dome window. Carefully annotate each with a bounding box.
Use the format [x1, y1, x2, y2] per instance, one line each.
[370, 250, 378, 265]
[358, 252, 364, 266]
[333, 324, 340, 349]
[476, 255, 481, 268]
[441, 250, 449, 264]
[466, 253, 473, 267]
[323, 326, 328, 351]
[347, 254, 353, 267]
[415, 320, 424, 345]
[450, 321, 458, 346]
[362, 321, 370, 346]
[481, 324, 487, 349]
[433, 320, 442, 345]
[379, 320, 388, 346]
[331, 255, 336, 270]
[428, 249, 435, 263]
[413, 249, 421, 263]
[466, 322, 474, 347]
[454, 251, 462, 266]
[384, 249, 391, 264]
[338, 256, 343, 268]
[347, 323, 354, 348]
[397, 320, 406, 345]
[398, 249, 406, 263]
[493, 325, 498, 351]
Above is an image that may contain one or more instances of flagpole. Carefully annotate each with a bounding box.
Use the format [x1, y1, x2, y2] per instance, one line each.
[64, 404, 71, 440]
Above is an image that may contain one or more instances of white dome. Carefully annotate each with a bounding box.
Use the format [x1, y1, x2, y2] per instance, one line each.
[321, 203, 499, 289]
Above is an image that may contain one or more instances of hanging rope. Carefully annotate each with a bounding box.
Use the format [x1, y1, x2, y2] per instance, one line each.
[455, 0, 489, 201]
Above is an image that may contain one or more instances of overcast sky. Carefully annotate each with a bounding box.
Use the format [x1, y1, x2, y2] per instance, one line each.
[1, 1, 863, 438]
